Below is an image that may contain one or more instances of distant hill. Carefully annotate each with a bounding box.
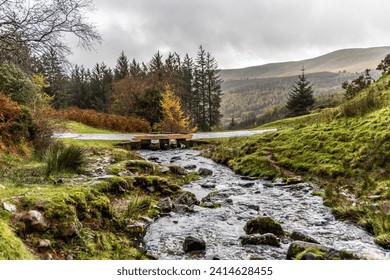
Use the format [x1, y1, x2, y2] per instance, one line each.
[219, 46, 390, 125]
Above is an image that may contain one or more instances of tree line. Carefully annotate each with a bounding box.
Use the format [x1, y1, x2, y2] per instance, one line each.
[63, 46, 223, 131]
[1, 0, 223, 133]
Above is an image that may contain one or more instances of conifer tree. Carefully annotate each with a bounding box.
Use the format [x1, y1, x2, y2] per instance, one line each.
[114, 51, 129, 80]
[286, 67, 315, 117]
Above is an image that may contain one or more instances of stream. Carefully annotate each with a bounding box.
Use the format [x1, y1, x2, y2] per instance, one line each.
[140, 149, 389, 260]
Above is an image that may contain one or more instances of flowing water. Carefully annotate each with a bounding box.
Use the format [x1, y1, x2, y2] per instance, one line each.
[140, 149, 389, 260]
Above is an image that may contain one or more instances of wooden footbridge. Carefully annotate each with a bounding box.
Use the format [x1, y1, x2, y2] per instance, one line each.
[115, 134, 197, 150]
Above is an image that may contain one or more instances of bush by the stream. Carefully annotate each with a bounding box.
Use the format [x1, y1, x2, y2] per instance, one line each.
[44, 142, 86, 175]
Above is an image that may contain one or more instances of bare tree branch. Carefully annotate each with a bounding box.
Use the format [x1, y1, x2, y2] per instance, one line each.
[0, 0, 101, 60]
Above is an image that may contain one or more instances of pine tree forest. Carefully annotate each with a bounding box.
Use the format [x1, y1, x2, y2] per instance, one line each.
[59, 45, 223, 132]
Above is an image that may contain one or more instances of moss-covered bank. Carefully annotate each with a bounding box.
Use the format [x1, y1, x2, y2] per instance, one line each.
[0, 142, 198, 260]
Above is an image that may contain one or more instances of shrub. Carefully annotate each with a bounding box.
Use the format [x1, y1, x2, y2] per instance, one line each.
[339, 91, 380, 118]
[44, 141, 86, 175]
[46, 107, 151, 133]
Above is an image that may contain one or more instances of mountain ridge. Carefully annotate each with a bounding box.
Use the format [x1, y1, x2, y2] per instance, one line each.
[220, 46, 390, 81]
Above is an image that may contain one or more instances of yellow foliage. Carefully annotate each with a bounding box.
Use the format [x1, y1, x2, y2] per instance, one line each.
[31, 73, 52, 110]
[159, 87, 193, 133]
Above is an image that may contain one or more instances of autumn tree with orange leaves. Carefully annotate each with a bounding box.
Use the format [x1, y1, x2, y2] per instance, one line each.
[158, 87, 194, 133]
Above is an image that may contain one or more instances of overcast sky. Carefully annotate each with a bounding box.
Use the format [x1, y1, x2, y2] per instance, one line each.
[68, 0, 390, 70]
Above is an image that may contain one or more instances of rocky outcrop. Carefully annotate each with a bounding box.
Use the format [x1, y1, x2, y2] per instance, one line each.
[244, 217, 284, 236]
[183, 236, 206, 253]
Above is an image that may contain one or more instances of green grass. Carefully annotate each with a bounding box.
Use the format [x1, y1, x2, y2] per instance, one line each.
[63, 121, 121, 134]
[0, 219, 36, 260]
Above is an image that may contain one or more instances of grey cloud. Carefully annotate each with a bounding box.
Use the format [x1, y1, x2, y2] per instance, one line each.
[68, 0, 390, 69]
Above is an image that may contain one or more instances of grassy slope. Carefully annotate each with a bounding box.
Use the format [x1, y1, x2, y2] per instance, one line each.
[0, 140, 198, 259]
[206, 74, 390, 249]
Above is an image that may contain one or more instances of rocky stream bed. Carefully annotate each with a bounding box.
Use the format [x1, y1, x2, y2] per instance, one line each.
[139, 149, 389, 260]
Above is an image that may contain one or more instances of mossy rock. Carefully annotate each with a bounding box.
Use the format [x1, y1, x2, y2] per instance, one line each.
[125, 160, 156, 174]
[287, 241, 329, 260]
[244, 217, 284, 236]
[98, 176, 133, 194]
[295, 248, 326, 260]
[374, 234, 390, 249]
[287, 241, 361, 260]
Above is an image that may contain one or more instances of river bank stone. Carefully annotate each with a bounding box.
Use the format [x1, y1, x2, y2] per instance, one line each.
[168, 165, 188, 175]
[17, 210, 49, 232]
[201, 182, 216, 189]
[241, 233, 280, 247]
[157, 197, 173, 213]
[183, 236, 206, 253]
[287, 241, 360, 260]
[175, 191, 199, 207]
[244, 217, 284, 236]
[290, 231, 319, 244]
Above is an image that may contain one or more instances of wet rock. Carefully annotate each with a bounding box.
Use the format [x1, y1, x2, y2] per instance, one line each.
[290, 231, 320, 244]
[263, 182, 274, 188]
[200, 202, 221, 208]
[244, 217, 284, 236]
[287, 241, 330, 260]
[3, 202, 17, 212]
[183, 236, 206, 253]
[175, 191, 199, 207]
[173, 204, 193, 213]
[168, 165, 188, 175]
[286, 241, 359, 260]
[157, 197, 173, 213]
[198, 168, 213, 177]
[239, 182, 255, 188]
[19, 210, 49, 232]
[247, 204, 260, 211]
[240, 176, 257, 181]
[300, 252, 316, 260]
[148, 156, 160, 161]
[171, 156, 182, 161]
[273, 178, 287, 186]
[184, 165, 197, 170]
[241, 233, 280, 247]
[201, 182, 216, 189]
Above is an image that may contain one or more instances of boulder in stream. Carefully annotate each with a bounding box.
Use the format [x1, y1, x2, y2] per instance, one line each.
[244, 216, 284, 236]
[290, 231, 319, 244]
[287, 241, 360, 260]
[157, 197, 173, 213]
[183, 236, 206, 253]
[198, 168, 213, 177]
[241, 233, 280, 247]
[175, 191, 199, 207]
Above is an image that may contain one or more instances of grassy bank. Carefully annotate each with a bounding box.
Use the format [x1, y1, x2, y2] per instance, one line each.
[205, 74, 390, 249]
[0, 139, 198, 260]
